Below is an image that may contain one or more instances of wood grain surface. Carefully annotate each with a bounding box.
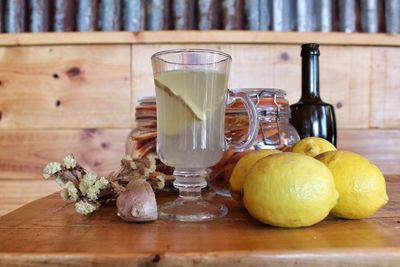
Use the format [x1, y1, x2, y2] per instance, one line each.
[0, 179, 59, 216]
[0, 129, 396, 180]
[0, 129, 130, 180]
[370, 47, 400, 128]
[1, 31, 400, 46]
[338, 130, 400, 175]
[132, 44, 397, 129]
[0, 45, 131, 129]
[0, 128, 398, 217]
[0, 175, 399, 267]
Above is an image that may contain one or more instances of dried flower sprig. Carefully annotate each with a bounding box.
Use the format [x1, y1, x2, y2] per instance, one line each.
[43, 153, 168, 215]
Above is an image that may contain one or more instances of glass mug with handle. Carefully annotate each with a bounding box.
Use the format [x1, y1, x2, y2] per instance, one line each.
[152, 49, 259, 222]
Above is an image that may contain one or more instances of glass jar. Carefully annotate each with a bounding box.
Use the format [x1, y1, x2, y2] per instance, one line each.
[126, 89, 300, 195]
[208, 88, 300, 196]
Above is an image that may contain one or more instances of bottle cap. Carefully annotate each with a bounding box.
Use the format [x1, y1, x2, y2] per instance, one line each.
[301, 43, 320, 56]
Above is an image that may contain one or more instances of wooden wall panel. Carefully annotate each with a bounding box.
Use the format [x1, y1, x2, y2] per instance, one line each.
[132, 44, 373, 129]
[0, 128, 396, 180]
[0, 180, 59, 216]
[0, 45, 131, 129]
[0, 129, 130, 180]
[338, 129, 400, 175]
[370, 47, 400, 128]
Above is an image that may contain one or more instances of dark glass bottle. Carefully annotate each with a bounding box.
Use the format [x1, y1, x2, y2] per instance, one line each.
[290, 43, 337, 146]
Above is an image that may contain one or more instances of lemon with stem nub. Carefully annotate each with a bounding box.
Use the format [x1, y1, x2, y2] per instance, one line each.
[292, 137, 336, 157]
[316, 150, 388, 219]
[243, 152, 339, 228]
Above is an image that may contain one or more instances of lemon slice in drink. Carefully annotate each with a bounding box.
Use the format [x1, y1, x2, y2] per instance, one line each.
[155, 70, 227, 136]
[155, 79, 205, 121]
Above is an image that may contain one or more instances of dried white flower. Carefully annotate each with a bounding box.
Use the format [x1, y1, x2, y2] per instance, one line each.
[147, 154, 157, 172]
[144, 168, 152, 177]
[111, 181, 126, 196]
[55, 176, 64, 187]
[79, 172, 97, 195]
[150, 163, 156, 173]
[155, 175, 165, 190]
[130, 161, 137, 170]
[79, 173, 109, 201]
[97, 176, 109, 188]
[63, 154, 77, 169]
[121, 155, 132, 161]
[43, 162, 61, 179]
[85, 188, 98, 201]
[60, 181, 79, 202]
[75, 200, 98, 215]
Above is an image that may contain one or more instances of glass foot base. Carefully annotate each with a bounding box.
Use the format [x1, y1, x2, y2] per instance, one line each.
[158, 196, 228, 222]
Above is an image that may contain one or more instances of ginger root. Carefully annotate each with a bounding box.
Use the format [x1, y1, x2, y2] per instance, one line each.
[116, 179, 157, 222]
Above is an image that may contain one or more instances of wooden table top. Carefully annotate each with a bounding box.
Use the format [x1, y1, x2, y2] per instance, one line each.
[1, 175, 399, 267]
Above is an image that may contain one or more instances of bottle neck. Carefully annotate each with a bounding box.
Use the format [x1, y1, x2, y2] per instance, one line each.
[301, 55, 321, 101]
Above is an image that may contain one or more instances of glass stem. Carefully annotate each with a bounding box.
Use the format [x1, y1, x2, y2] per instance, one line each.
[173, 169, 208, 199]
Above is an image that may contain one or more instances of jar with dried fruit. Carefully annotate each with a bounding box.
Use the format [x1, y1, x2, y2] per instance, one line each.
[125, 97, 174, 181]
[209, 88, 300, 196]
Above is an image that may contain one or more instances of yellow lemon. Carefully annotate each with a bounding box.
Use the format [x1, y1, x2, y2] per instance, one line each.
[243, 152, 338, 228]
[316, 150, 388, 219]
[229, 149, 281, 199]
[292, 137, 336, 157]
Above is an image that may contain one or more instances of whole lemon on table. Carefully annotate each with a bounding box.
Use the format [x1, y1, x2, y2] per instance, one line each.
[229, 149, 281, 199]
[316, 151, 389, 219]
[292, 137, 336, 157]
[243, 152, 339, 228]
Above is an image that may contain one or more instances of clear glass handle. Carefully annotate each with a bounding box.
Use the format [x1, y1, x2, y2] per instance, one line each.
[226, 91, 259, 152]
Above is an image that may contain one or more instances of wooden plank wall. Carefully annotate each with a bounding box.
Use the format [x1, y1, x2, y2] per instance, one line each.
[0, 34, 399, 216]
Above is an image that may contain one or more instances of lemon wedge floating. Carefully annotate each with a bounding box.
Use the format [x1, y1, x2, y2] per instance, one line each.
[154, 70, 227, 136]
[154, 79, 205, 121]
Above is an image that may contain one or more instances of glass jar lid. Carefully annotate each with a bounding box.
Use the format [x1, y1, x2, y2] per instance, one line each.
[227, 88, 290, 117]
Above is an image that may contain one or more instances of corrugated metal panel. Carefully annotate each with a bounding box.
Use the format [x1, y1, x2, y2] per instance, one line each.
[259, 0, 270, 30]
[99, 0, 121, 31]
[147, 0, 170, 30]
[54, 0, 75, 32]
[123, 0, 145, 31]
[5, 0, 26, 33]
[297, 0, 318, 32]
[0, 0, 400, 33]
[77, 0, 98, 32]
[386, 0, 400, 33]
[339, 0, 356, 32]
[361, 0, 378, 33]
[319, 0, 332, 32]
[198, 0, 220, 30]
[245, 0, 260, 30]
[29, 0, 49, 32]
[272, 0, 296, 31]
[222, 0, 244, 30]
[0, 0, 3, 32]
[172, 0, 195, 30]
[245, 0, 270, 30]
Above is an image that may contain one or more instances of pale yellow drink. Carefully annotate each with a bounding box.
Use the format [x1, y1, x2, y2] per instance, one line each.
[155, 69, 228, 169]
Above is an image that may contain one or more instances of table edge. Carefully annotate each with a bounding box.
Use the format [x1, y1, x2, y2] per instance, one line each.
[1, 248, 400, 267]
